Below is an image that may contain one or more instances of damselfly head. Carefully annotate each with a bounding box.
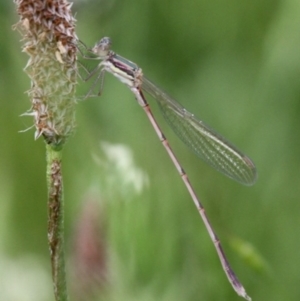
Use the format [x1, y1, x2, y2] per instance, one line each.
[92, 37, 111, 58]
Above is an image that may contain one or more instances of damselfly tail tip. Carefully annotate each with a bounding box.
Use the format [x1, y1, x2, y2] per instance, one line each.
[243, 292, 252, 301]
[235, 284, 252, 301]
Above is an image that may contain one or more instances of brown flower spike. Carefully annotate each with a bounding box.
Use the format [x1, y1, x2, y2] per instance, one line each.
[14, 0, 77, 149]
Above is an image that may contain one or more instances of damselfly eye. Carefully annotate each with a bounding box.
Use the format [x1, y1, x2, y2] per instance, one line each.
[92, 37, 111, 57]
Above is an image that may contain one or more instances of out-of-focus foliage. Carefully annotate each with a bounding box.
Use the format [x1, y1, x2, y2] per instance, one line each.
[2, 0, 300, 300]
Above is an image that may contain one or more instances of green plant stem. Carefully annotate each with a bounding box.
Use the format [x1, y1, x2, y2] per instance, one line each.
[46, 144, 69, 301]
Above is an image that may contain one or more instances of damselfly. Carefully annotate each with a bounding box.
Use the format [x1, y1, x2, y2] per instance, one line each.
[77, 37, 256, 300]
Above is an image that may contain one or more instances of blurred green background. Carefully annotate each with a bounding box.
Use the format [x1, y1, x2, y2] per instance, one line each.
[2, 0, 300, 300]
